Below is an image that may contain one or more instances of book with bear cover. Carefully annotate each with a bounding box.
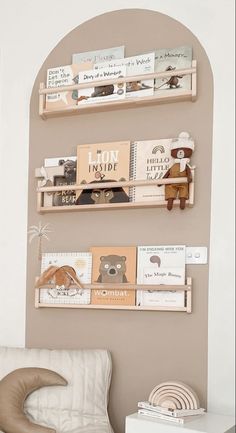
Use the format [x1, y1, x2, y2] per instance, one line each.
[39, 252, 92, 305]
[94, 52, 155, 98]
[72, 46, 125, 65]
[130, 139, 173, 202]
[90, 246, 137, 305]
[43, 156, 77, 207]
[154, 46, 192, 94]
[137, 245, 186, 307]
[45, 63, 92, 111]
[76, 141, 131, 205]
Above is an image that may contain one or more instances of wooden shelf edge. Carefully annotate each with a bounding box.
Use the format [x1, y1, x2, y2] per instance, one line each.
[35, 278, 192, 313]
[37, 199, 194, 213]
[40, 90, 194, 119]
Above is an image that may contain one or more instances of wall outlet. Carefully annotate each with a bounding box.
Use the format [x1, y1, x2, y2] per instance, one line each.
[186, 247, 208, 264]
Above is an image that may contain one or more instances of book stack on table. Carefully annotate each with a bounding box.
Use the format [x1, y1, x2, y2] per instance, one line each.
[138, 401, 205, 424]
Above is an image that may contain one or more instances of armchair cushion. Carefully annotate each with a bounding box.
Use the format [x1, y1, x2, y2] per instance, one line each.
[0, 347, 113, 433]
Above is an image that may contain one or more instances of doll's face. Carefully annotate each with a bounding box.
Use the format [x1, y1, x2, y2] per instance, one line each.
[171, 147, 193, 159]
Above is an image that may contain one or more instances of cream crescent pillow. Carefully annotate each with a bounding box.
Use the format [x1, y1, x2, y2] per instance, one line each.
[0, 367, 67, 433]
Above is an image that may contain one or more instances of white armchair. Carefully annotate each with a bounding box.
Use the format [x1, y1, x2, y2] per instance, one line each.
[0, 347, 114, 433]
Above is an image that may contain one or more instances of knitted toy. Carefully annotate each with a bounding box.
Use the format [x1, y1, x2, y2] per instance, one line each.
[162, 132, 195, 211]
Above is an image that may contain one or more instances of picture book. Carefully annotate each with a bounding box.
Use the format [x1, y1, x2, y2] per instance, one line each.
[136, 290, 185, 308]
[45, 63, 92, 110]
[72, 46, 125, 65]
[94, 52, 155, 98]
[90, 246, 137, 305]
[76, 141, 130, 205]
[39, 252, 92, 305]
[154, 46, 192, 94]
[137, 245, 186, 307]
[137, 245, 186, 285]
[43, 157, 77, 207]
[130, 139, 173, 202]
[77, 65, 126, 105]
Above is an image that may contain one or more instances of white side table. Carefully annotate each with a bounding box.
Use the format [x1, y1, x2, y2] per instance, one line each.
[125, 412, 235, 433]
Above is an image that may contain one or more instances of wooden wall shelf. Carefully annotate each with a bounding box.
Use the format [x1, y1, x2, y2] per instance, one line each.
[36, 171, 195, 213]
[39, 61, 197, 119]
[35, 277, 192, 313]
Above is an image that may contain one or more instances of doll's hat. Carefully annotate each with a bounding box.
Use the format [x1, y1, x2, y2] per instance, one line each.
[171, 132, 195, 151]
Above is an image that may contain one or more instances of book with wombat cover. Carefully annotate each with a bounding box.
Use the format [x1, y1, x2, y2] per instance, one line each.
[90, 246, 137, 305]
[76, 141, 130, 205]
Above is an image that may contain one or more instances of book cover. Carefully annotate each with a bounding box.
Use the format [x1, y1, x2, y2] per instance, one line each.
[154, 46, 192, 94]
[94, 52, 155, 98]
[45, 63, 92, 111]
[138, 402, 205, 418]
[72, 46, 125, 65]
[90, 246, 137, 305]
[43, 157, 77, 207]
[137, 245, 186, 308]
[130, 139, 173, 202]
[138, 409, 184, 424]
[77, 65, 126, 105]
[39, 252, 92, 305]
[76, 141, 130, 205]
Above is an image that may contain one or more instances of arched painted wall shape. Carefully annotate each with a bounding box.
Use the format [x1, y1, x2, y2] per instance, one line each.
[27, 9, 213, 433]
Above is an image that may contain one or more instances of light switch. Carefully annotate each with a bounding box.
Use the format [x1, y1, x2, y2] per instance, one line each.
[186, 247, 208, 264]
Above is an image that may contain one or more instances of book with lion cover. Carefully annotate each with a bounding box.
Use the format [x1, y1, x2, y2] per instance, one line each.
[76, 141, 130, 204]
[90, 246, 137, 305]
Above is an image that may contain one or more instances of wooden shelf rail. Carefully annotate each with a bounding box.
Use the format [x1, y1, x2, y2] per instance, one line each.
[35, 277, 192, 313]
[39, 61, 197, 119]
[36, 170, 195, 213]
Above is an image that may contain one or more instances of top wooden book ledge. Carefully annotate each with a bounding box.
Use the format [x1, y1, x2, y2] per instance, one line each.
[39, 61, 197, 119]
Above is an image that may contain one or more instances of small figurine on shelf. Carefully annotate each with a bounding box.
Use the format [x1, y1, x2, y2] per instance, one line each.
[161, 132, 195, 211]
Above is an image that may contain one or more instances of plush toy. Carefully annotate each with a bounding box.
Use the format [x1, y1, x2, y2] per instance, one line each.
[161, 132, 195, 211]
[35, 265, 83, 289]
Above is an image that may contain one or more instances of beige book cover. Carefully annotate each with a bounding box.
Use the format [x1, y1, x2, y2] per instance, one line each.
[76, 141, 130, 205]
[90, 246, 137, 305]
[45, 63, 92, 111]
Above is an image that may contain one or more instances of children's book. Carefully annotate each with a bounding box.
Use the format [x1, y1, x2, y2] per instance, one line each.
[39, 252, 92, 305]
[94, 52, 155, 98]
[137, 245, 186, 307]
[76, 141, 130, 205]
[130, 139, 173, 202]
[154, 46, 192, 94]
[43, 157, 77, 207]
[77, 65, 126, 105]
[90, 246, 137, 306]
[72, 46, 125, 65]
[45, 63, 92, 110]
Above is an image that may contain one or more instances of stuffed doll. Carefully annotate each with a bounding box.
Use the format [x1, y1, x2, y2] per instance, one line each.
[161, 132, 195, 211]
[35, 265, 83, 289]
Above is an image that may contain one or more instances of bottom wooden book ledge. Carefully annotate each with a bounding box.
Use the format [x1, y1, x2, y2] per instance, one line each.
[35, 278, 192, 313]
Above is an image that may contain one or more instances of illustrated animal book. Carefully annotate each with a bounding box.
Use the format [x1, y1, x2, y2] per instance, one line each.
[137, 245, 186, 307]
[39, 252, 92, 305]
[94, 52, 155, 98]
[90, 246, 137, 305]
[77, 65, 126, 105]
[154, 46, 192, 94]
[45, 63, 92, 110]
[130, 139, 173, 202]
[43, 156, 77, 207]
[76, 141, 131, 205]
[72, 46, 125, 65]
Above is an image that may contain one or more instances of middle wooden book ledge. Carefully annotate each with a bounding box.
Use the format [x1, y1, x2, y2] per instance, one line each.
[35, 277, 192, 313]
[36, 172, 195, 213]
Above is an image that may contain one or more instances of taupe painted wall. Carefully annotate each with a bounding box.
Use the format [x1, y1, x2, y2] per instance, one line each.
[26, 9, 213, 433]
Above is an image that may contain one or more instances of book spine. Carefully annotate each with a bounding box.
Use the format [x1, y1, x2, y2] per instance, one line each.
[138, 409, 184, 424]
[129, 142, 137, 202]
